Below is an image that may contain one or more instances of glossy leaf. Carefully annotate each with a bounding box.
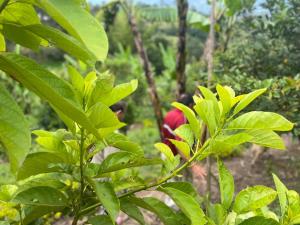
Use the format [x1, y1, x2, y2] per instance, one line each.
[216, 84, 232, 115]
[158, 187, 206, 225]
[227, 111, 294, 131]
[96, 79, 138, 107]
[13, 186, 67, 207]
[36, 0, 108, 61]
[172, 102, 201, 138]
[218, 160, 234, 209]
[194, 100, 217, 135]
[0, 53, 100, 138]
[169, 139, 190, 159]
[87, 102, 120, 129]
[272, 174, 288, 218]
[233, 185, 277, 214]
[246, 129, 286, 150]
[0, 83, 30, 173]
[90, 181, 120, 222]
[174, 124, 194, 147]
[233, 88, 266, 115]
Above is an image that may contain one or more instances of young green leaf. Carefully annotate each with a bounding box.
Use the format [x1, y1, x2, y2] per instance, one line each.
[194, 100, 217, 135]
[218, 160, 234, 210]
[272, 174, 288, 218]
[158, 187, 206, 225]
[172, 102, 201, 138]
[36, 0, 108, 62]
[154, 143, 175, 161]
[227, 111, 294, 131]
[216, 84, 232, 115]
[174, 124, 194, 147]
[87, 102, 121, 129]
[0, 83, 31, 173]
[208, 203, 227, 225]
[198, 86, 220, 119]
[90, 181, 120, 222]
[233, 88, 267, 115]
[169, 139, 190, 159]
[233, 185, 277, 214]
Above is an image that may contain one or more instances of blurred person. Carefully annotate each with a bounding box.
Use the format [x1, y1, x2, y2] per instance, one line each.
[162, 93, 206, 180]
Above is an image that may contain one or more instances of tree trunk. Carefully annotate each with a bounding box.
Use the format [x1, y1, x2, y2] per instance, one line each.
[175, 0, 188, 98]
[126, 8, 164, 140]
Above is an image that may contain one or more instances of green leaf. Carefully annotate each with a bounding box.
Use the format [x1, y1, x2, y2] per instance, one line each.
[272, 174, 288, 218]
[120, 198, 145, 225]
[0, 2, 40, 25]
[194, 99, 217, 135]
[246, 130, 286, 150]
[88, 215, 114, 225]
[174, 124, 194, 147]
[198, 86, 220, 120]
[0, 83, 30, 173]
[238, 216, 280, 225]
[154, 143, 174, 161]
[2, 24, 42, 51]
[208, 203, 227, 225]
[87, 102, 120, 129]
[90, 181, 120, 222]
[206, 133, 252, 156]
[161, 182, 202, 204]
[36, 0, 108, 61]
[67, 65, 84, 96]
[96, 79, 138, 107]
[0, 33, 5, 51]
[158, 187, 206, 225]
[17, 152, 65, 180]
[233, 88, 266, 115]
[13, 186, 67, 207]
[22, 205, 63, 225]
[24, 24, 98, 66]
[169, 139, 190, 159]
[227, 111, 294, 131]
[172, 102, 201, 138]
[233, 185, 277, 214]
[0, 185, 18, 201]
[216, 84, 232, 115]
[126, 196, 181, 225]
[218, 160, 234, 209]
[0, 53, 101, 138]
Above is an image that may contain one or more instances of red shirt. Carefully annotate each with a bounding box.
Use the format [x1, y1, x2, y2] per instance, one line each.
[162, 108, 186, 155]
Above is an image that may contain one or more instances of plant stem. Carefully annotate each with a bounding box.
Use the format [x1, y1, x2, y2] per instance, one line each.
[0, 0, 9, 13]
[18, 206, 23, 225]
[72, 128, 85, 225]
[78, 140, 210, 216]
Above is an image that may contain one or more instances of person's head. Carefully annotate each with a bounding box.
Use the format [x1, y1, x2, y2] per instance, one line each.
[110, 101, 127, 121]
[178, 93, 194, 108]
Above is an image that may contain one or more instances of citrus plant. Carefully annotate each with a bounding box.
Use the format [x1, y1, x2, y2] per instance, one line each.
[0, 1, 298, 225]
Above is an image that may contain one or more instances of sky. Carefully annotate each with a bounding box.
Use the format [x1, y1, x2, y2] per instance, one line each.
[88, 0, 266, 15]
